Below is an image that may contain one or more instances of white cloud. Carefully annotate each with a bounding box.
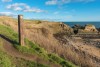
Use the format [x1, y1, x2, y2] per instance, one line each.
[2, 0, 12, 2]
[61, 0, 71, 3]
[45, 0, 95, 5]
[6, 3, 27, 11]
[45, 0, 57, 5]
[0, 12, 16, 16]
[14, 7, 22, 11]
[6, 3, 45, 13]
[23, 8, 45, 13]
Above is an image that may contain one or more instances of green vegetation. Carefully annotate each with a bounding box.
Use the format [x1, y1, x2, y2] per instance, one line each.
[0, 38, 14, 67]
[0, 49, 48, 67]
[15, 39, 76, 67]
[48, 53, 76, 67]
[12, 57, 48, 67]
[0, 24, 77, 67]
[0, 51, 12, 67]
[0, 34, 48, 67]
[0, 25, 18, 43]
[15, 39, 49, 60]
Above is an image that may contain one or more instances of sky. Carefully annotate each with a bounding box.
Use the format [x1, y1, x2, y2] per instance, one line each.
[0, 0, 100, 22]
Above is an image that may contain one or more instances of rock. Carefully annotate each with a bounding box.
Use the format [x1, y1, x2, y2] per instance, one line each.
[77, 24, 98, 34]
[84, 24, 98, 32]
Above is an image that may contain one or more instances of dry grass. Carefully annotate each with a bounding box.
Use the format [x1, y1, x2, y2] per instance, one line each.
[0, 16, 99, 67]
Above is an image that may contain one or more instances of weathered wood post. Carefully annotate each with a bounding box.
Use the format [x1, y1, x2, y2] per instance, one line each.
[18, 15, 25, 46]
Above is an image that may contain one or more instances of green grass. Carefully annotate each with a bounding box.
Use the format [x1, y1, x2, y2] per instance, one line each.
[14, 38, 49, 60]
[48, 53, 76, 67]
[11, 57, 48, 67]
[0, 38, 14, 67]
[0, 50, 48, 67]
[0, 25, 18, 44]
[0, 39, 11, 67]
[15, 39, 76, 67]
[0, 51, 12, 67]
[0, 24, 77, 67]
[0, 37, 49, 67]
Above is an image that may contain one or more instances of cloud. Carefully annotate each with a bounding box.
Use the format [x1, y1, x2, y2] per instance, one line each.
[2, 0, 12, 2]
[23, 7, 45, 13]
[6, 3, 26, 11]
[45, 0, 57, 5]
[45, 0, 95, 5]
[6, 3, 46, 13]
[0, 12, 16, 16]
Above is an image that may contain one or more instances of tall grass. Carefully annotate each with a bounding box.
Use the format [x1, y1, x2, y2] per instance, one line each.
[0, 24, 77, 67]
[25, 26, 96, 67]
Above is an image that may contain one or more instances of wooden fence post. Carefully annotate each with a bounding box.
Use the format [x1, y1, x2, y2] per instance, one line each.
[18, 15, 25, 46]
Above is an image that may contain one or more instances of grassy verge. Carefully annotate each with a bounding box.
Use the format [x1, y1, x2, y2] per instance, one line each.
[0, 24, 77, 67]
[0, 34, 48, 67]
[15, 39, 76, 67]
[0, 38, 14, 67]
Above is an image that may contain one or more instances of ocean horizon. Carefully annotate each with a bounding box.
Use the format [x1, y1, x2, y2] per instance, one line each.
[64, 22, 100, 28]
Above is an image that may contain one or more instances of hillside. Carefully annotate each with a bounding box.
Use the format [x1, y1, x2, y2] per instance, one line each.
[0, 16, 100, 67]
[0, 16, 76, 67]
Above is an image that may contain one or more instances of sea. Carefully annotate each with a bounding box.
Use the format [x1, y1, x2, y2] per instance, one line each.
[64, 22, 100, 28]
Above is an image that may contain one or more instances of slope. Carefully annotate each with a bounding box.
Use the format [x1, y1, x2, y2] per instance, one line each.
[0, 21, 76, 67]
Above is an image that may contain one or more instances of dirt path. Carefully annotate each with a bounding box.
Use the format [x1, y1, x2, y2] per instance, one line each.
[0, 37, 59, 67]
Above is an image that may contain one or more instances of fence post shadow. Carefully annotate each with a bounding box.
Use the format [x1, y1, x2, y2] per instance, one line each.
[0, 34, 19, 45]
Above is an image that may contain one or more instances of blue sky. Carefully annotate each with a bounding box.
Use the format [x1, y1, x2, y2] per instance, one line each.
[0, 0, 100, 21]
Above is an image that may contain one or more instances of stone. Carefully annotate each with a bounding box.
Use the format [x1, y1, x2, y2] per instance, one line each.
[84, 24, 98, 32]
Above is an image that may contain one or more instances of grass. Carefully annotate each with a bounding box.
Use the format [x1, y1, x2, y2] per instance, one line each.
[0, 35, 49, 67]
[14, 38, 49, 59]
[0, 24, 77, 67]
[0, 50, 48, 67]
[0, 49, 48, 67]
[0, 51, 12, 67]
[11, 57, 48, 67]
[0, 38, 14, 67]
[0, 25, 18, 43]
[48, 53, 76, 67]
[15, 39, 76, 67]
